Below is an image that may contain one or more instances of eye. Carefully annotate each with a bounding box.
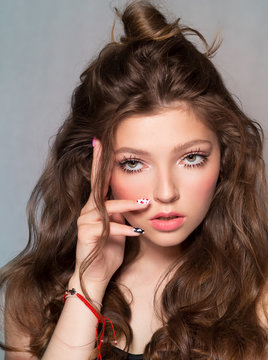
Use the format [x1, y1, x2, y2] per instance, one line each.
[185, 154, 199, 163]
[126, 159, 142, 170]
[178, 152, 208, 168]
[118, 157, 144, 174]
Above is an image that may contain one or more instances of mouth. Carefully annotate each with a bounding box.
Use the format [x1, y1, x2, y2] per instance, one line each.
[150, 212, 185, 231]
[156, 216, 179, 220]
[151, 212, 184, 220]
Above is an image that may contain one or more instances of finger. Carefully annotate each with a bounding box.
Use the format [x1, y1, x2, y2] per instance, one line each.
[79, 199, 150, 221]
[106, 199, 150, 214]
[90, 138, 115, 201]
[77, 220, 142, 244]
[110, 222, 142, 238]
[82, 138, 102, 211]
[90, 138, 102, 195]
[86, 138, 112, 210]
[94, 139, 113, 200]
[109, 211, 125, 225]
[103, 155, 113, 200]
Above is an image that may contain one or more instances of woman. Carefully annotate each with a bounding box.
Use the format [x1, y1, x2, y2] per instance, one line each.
[1, 1, 268, 359]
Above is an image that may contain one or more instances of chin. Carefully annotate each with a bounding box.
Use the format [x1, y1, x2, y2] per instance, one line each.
[141, 229, 190, 247]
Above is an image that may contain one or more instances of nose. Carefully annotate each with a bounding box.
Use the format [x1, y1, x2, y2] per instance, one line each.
[153, 168, 180, 204]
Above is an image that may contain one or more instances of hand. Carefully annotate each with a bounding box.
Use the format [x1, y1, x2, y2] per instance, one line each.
[71, 138, 149, 292]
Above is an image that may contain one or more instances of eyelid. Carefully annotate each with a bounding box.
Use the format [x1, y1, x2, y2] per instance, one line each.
[183, 147, 204, 154]
[119, 155, 146, 164]
[179, 148, 208, 159]
[177, 149, 209, 167]
[117, 156, 146, 174]
[120, 155, 144, 162]
[118, 150, 209, 164]
[117, 148, 210, 169]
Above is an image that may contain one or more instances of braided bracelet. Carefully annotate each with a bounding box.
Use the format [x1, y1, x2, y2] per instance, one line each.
[64, 288, 103, 310]
[64, 288, 117, 360]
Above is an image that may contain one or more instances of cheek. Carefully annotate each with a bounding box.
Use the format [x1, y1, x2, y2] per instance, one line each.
[183, 169, 219, 205]
[110, 171, 152, 200]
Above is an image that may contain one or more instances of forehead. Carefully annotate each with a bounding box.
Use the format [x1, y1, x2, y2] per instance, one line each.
[114, 107, 218, 149]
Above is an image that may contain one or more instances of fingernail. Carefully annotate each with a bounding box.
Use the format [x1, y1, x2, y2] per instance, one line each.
[132, 227, 145, 234]
[136, 198, 150, 205]
[92, 136, 96, 147]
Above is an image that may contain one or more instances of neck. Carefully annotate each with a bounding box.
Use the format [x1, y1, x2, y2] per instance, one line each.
[117, 235, 181, 305]
[133, 234, 181, 276]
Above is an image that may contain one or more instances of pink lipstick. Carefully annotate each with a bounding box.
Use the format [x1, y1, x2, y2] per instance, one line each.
[150, 212, 185, 231]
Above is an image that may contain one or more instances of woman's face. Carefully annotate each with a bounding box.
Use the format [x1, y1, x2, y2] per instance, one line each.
[109, 107, 221, 249]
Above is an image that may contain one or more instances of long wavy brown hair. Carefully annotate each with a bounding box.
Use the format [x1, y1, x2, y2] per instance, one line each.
[1, 1, 268, 359]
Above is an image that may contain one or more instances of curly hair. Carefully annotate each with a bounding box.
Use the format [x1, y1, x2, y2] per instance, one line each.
[1, 1, 267, 359]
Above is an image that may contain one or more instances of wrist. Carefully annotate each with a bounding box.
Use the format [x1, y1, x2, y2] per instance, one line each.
[68, 274, 107, 304]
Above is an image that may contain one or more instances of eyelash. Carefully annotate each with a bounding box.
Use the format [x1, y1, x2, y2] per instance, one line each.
[118, 155, 144, 174]
[118, 150, 209, 174]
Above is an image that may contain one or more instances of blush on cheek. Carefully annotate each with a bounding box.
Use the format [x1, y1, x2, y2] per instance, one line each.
[197, 173, 219, 201]
[186, 172, 219, 200]
[112, 184, 137, 200]
[110, 174, 150, 200]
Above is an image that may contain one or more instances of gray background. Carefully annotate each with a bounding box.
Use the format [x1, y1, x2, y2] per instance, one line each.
[1, 0, 267, 267]
[0, 1, 268, 358]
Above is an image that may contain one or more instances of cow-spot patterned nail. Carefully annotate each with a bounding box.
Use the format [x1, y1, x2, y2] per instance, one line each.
[132, 227, 145, 234]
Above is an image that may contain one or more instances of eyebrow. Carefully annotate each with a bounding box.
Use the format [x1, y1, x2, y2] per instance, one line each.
[114, 139, 212, 156]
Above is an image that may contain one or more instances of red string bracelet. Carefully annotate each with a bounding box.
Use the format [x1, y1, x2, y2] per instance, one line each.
[64, 288, 117, 360]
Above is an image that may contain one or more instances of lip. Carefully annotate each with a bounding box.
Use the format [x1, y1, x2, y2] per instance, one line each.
[150, 212, 185, 232]
[151, 212, 184, 220]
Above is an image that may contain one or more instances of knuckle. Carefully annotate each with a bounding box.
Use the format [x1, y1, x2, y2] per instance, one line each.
[77, 209, 96, 225]
[77, 224, 89, 238]
[77, 223, 102, 243]
[77, 216, 83, 226]
[80, 207, 86, 216]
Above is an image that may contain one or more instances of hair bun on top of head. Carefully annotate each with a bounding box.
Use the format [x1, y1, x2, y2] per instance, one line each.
[115, 0, 181, 42]
[114, 0, 222, 58]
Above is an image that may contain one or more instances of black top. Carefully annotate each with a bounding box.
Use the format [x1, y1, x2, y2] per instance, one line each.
[113, 346, 143, 360]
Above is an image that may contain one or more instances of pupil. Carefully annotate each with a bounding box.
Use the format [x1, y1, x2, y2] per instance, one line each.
[187, 154, 196, 162]
[129, 160, 137, 168]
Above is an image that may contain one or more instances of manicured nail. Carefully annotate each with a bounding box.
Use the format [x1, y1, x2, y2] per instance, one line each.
[136, 198, 150, 205]
[133, 227, 145, 234]
[92, 136, 96, 147]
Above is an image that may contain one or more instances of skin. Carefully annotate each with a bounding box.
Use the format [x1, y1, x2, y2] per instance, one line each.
[108, 106, 221, 353]
[110, 106, 221, 254]
[5, 107, 222, 359]
[6, 107, 267, 359]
